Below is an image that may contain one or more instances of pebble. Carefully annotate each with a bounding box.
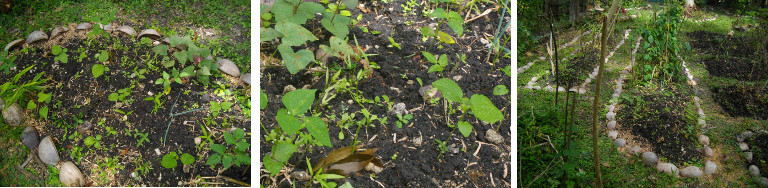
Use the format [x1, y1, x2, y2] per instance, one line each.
[315, 48, 329, 65]
[407, 80, 414, 85]
[4, 38, 24, 52]
[486, 129, 504, 145]
[613, 139, 626, 147]
[452, 75, 462, 82]
[60, 161, 85, 187]
[698, 135, 710, 146]
[749, 165, 761, 178]
[607, 131, 618, 139]
[746, 152, 754, 163]
[26, 30, 48, 44]
[680, 166, 703, 178]
[38, 136, 60, 166]
[21, 126, 39, 150]
[292, 171, 311, 181]
[705, 161, 717, 175]
[656, 163, 679, 176]
[365, 162, 384, 174]
[448, 144, 459, 154]
[77, 121, 93, 133]
[138, 29, 162, 39]
[76, 22, 92, 30]
[606, 112, 616, 121]
[155, 148, 161, 156]
[606, 105, 615, 112]
[642, 152, 658, 166]
[412, 136, 422, 147]
[194, 137, 202, 145]
[628, 145, 642, 156]
[241, 73, 251, 85]
[418, 85, 441, 100]
[116, 26, 136, 37]
[390, 103, 407, 115]
[3, 102, 23, 126]
[698, 118, 706, 126]
[703, 146, 714, 157]
[216, 59, 240, 77]
[607, 120, 616, 130]
[283, 85, 296, 95]
[739, 142, 750, 151]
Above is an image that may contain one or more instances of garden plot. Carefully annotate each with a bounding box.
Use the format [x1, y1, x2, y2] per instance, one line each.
[259, 0, 511, 187]
[0, 1, 251, 186]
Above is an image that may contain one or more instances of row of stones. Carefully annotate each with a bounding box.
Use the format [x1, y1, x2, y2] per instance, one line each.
[20, 126, 85, 187]
[521, 32, 598, 92]
[690, 15, 718, 23]
[517, 30, 592, 74]
[3, 22, 251, 85]
[524, 29, 632, 95]
[737, 130, 768, 186]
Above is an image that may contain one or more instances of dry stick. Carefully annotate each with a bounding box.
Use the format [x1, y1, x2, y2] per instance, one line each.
[591, 0, 622, 187]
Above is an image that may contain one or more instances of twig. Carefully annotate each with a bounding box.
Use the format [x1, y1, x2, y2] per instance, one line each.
[526, 158, 561, 188]
[218, 175, 251, 187]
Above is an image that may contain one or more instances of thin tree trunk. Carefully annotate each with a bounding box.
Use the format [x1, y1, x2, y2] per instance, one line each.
[591, 0, 622, 187]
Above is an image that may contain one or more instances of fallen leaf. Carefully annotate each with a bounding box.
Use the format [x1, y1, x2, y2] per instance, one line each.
[602, 162, 610, 167]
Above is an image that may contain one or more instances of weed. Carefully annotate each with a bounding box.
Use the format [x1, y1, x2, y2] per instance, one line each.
[387, 37, 401, 50]
[431, 78, 504, 136]
[84, 135, 102, 149]
[108, 85, 134, 103]
[51, 45, 69, 64]
[435, 139, 448, 158]
[0, 50, 18, 74]
[206, 128, 250, 170]
[395, 113, 413, 128]
[0, 66, 49, 109]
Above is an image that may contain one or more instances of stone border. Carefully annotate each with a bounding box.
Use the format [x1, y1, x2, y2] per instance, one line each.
[525, 29, 631, 95]
[736, 130, 768, 186]
[689, 15, 718, 23]
[518, 30, 591, 74]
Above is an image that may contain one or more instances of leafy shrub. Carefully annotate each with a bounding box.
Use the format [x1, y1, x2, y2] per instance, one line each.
[637, 3, 685, 84]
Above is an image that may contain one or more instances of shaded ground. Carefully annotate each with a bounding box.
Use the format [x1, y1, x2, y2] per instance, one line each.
[710, 85, 768, 119]
[687, 30, 768, 81]
[748, 133, 768, 176]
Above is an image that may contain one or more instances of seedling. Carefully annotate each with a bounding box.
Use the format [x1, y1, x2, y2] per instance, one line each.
[143, 92, 165, 114]
[422, 51, 450, 75]
[108, 85, 134, 103]
[205, 128, 250, 170]
[435, 139, 448, 158]
[209, 101, 234, 117]
[431, 78, 503, 137]
[51, 45, 69, 64]
[0, 66, 49, 109]
[421, 8, 463, 47]
[395, 113, 413, 128]
[0, 50, 17, 74]
[84, 135, 102, 149]
[388, 37, 401, 50]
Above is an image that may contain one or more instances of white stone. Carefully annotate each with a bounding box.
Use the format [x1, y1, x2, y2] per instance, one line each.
[607, 131, 618, 139]
[606, 112, 616, 121]
[643, 152, 658, 166]
[194, 137, 201, 145]
[155, 148, 161, 156]
[116, 26, 137, 37]
[606, 105, 615, 112]
[749, 165, 761, 178]
[614, 139, 626, 147]
[60, 161, 85, 187]
[756, 177, 768, 188]
[38, 136, 60, 166]
[698, 135, 710, 146]
[628, 145, 642, 156]
[241, 73, 251, 85]
[656, 163, 679, 176]
[746, 152, 753, 163]
[4, 38, 24, 52]
[76, 22, 92, 30]
[21, 126, 39, 150]
[698, 118, 706, 126]
[739, 142, 750, 151]
[704, 161, 717, 175]
[607, 120, 616, 130]
[216, 59, 240, 77]
[26, 31, 48, 44]
[50, 27, 69, 38]
[486, 129, 504, 145]
[680, 166, 703, 178]
[2, 103, 23, 126]
[703, 146, 714, 157]
[138, 29, 162, 39]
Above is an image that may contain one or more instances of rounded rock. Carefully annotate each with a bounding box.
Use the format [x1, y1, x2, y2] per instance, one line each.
[240, 73, 251, 85]
[486, 129, 504, 145]
[21, 126, 39, 150]
[216, 59, 240, 77]
[38, 136, 60, 166]
[2, 103, 23, 126]
[116, 26, 137, 37]
[138, 29, 162, 39]
[742, 131, 755, 140]
[739, 142, 750, 151]
[643, 152, 658, 166]
[703, 146, 714, 157]
[606, 105, 615, 112]
[26, 31, 48, 44]
[698, 118, 706, 126]
[698, 135, 710, 146]
[76, 22, 92, 30]
[315, 48, 330, 65]
[756, 177, 768, 188]
[746, 152, 754, 163]
[283, 85, 296, 95]
[50, 27, 69, 39]
[656, 163, 679, 177]
[607, 131, 618, 139]
[680, 166, 703, 178]
[4, 38, 24, 52]
[292, 170, 311, 181]
[60, 161, 85, 187]
[607, 120, 617, 130]
[412, 136, 422, 147]
[704, 161, 717, 175]
[749, 165, 761, 178]
[606, 112, 616, 121]
[614, 138, 626, 147]
[390, 103, 407, 115]
[628, 145, 642, 156]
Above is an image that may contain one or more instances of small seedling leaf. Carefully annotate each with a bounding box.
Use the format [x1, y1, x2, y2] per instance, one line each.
[430, 8, 447, 18]
[92, 64, 105, 78]
[224, 132, 235, 145]
[180, 153, 195, 165]
[263, 155, 282, 176]
[278, 44, 314, 74]
[470, 94, 503, 124]
[207, 153, 222, 166]
[305, 116, 332, 147]
[321, 12, 351, 38]
[493, 85, 509, 95]
[39, 106, 48, 119]
[427, 65, 444, 73]
[180, 66, 195, 77]
[52, 45, 62, 55]
[234, 128, 245, 140]
[108, 93, 119, 101]
[446, 11, 464, 36]
[210, 144, 226, 154]
[432, 78, 463, 102]
[161, 152, 178, 169]
[236, 142, 250, 152]
[458, 121, 472, 137]
[152, 45, 168, 56]
[260, 90, 268, 110]
[222, 155, 234, 169]
[436, 31, 456, 44]
[421, 51, 437, 64]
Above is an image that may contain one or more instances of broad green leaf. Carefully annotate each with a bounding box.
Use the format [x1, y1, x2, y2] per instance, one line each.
[108, 93, 119, 101]
[180, 153, 195, 165]
[84, 136, 95, 146]
[207, 153, 222, 166]
[446, 11, 464, 36]
[432, 78, 463, 102]
[263, 155, 282, 176]
[276, 109, 301, 135]
[92, 64, 104, 78]
[273, 142, 298, 162]
[234, 128, 245, 140]
[430, 8, 447, 18]
[222, 155, 234, 169]
[321, 12, 351, 38]
[211, 144, 226, 154]
[436, 31, 455, 44]
[52, 45, 62, 55]
[27, 100, 36, 110]
[340, 10, 352, 16]
[180, 66, 195, 77]
[273, 0, 323, 25]
[421, 51, 437, 64]
[427, 65, 443, 73]
[458, 121, 472, 137]
[153, 45, 169, 56]
[305, 116, 332, 147]
[161, 152, 178, 169]
[329, 36, 354, 58]
[98, 50, 109, 62]
[282, 89, 317, 115]
[37, 92, 51, 103]
[493, 85, 509, 95]
[341, 0, 358, 8]
[260, 28, 282, 42]
[470, 94, 503, 124]
[260, 90, 268, 109]
[438, 54, 448, 66]
[39, 106, 48, 119]
[421, 27, 436, 37]
[275, 20, 318, 46]
[173, 51, 188, 64]
[502, 65, 511, 76]
[236, 142, 250, 152]
[278, 44, 314, 74]
[224, 132, 235, 145]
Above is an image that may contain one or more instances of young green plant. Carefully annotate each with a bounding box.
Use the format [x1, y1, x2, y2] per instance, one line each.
[431, 78, 503, 137]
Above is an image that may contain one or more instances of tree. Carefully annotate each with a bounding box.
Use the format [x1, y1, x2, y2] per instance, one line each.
[684, 0, 697, 15]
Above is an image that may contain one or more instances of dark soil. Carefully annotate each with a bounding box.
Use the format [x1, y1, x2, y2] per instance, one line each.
[1, 31, 250, 186]
[260, 0, 511, 187]
[748, 133, 768, 177]
[617, 86, 701, 164]
[687, 30, 768, 81]
[710, 85, 768, 119]
[541, 49, 599, 87]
